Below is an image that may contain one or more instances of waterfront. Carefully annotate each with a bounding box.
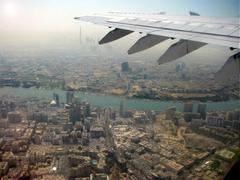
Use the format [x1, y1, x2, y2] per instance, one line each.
[0, 87, 239, 112]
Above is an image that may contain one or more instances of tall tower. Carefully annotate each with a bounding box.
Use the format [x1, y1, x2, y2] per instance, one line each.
[197, 103, 207, 119]
[79, 26, 82, 44]
[66, 91, 74, 105]
[119, 101, 124, 117]
[53, 93, 60, 107]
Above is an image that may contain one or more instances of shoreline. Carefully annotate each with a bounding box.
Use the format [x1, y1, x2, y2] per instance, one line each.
[0, 87, 239, 112]
[0, 86, 238, 103]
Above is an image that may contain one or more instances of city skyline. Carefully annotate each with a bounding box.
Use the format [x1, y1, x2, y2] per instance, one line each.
[0, 1, 239, 179]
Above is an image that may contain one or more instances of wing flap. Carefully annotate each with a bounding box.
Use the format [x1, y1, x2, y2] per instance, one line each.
[128, 35, 168, 54]
[99, 28, 133, 44]
[158, 40, 206, 64]
[215, 52, 240, 84]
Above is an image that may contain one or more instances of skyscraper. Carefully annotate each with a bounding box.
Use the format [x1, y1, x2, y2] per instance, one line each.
[121, 62, 130, 72]
[184, 102, 193, 113]
[66, 91, 74, 105]
[53, 93, 60, 107]
[119, 101, 124, 117]
[197, 103, 207, 119]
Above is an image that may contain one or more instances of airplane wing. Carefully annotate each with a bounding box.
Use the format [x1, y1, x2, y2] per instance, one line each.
[75, 12, 240, 66]
[215, 52, 240, 84]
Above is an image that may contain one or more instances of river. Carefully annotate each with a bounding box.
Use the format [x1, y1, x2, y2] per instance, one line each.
[0, 87, 239, 112]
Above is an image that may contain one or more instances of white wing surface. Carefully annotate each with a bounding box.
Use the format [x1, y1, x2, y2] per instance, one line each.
[75, 12, 240, 70]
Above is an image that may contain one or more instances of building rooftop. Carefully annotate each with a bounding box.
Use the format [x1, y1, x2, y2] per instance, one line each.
[216, 149, 235, 161]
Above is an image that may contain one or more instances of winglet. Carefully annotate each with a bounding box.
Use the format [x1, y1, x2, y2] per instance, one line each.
[189, 11, 200, 16]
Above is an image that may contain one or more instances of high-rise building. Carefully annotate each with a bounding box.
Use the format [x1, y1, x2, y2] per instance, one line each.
[226, 111, 233, 121]
[226, 110, 240, 121]
[121, 62, 130, 72]
[206, 115, 224, 127]
[226, 110, 240, 130]
[9, 102, 16, 112]
[232, 110, 240, 120]
[119, 101, 124, 117]
[165, 107, 176, 120]
[184, 112, 200, 122]
[0, 119, 8, 128]
[197, 103, 207, 119]
[66, 91, 74, 105]
[85, 103, 91, 117]
[53, 93, 60, 107]
[69, 100, 81, 125]
[1, 108, 8, 119]
[110, 111, 116, 120]
[183, 103, 193, 113]
[232, 120, 240, 131]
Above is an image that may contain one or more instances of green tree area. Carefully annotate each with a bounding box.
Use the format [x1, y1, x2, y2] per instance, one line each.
[234, 149, 240, 161]
[210, 159, 221, 171]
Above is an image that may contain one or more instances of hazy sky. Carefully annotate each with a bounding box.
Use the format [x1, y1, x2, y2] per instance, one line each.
[0, 0, 238, 65]
[0, 0, 239, 33]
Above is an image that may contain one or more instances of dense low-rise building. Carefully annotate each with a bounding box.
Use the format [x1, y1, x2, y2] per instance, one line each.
[0, 162, 9, 177]
[2, 152, 17, 167]
[8, 112, 22, 123]
[0, 96, 238, 180]
[90, 127, 105, 138]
